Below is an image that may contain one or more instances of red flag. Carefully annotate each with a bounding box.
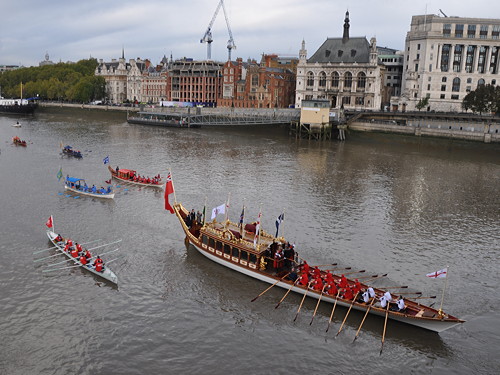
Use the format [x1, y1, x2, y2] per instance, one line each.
[45, 216, 53, 229]
[164, 173, 174, 214]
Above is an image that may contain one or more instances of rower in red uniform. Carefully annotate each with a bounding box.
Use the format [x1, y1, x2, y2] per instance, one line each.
[313, 276, 324, 291]
[85, 249, 91, 260]
[343, 287, 354, 300]
[71, 248, 79, 258]
[76, 243, 83, 253]
[302, 261, 310, 275]
[93, 256, 104, 272]
[67, 239, 73, 247]
[325, 271, 334, 284]
[327, 282, 338, 296]
[79, 255, 87, 265]
[353, 279, 362, 294]
[299, 271, 309, 286]
[313, 266, 321, 279]
[339, 274, 349, 289]
[64, 242, 71, 252]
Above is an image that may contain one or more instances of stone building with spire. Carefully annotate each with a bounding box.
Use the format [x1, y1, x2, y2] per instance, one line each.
[95, 48, 148, 104]
[295, 11, 385, 110]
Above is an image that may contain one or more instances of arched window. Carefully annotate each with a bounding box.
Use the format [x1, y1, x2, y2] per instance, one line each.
[357, 72, 366, 88]
[344, 72, 352, 88]
[306, 72, 314, 87]
[319, 71, 326, 87]
[477, 78, 485, 87]
[452, 77, 461, 92]
[331, 72, 339, 88]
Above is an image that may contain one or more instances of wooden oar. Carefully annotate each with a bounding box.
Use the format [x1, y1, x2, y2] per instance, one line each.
[310, 263, 338, 268]
[275, 278, 301, 309]
[34, 251, 66, 262]
[325, 266, 352, 272]
[45, 258, 73, 267]
[409, 295, 437, 300]
[86, 239, 122, 253]
[34, 239, 121, 262]
[357, 273, 387, 280]
[353, 297, 377, 342]
[42, 263, 85, 273]
[293, 281, 313, 322]
[326, 291, 341, 333]
[380, 302, 390, 355]
[381, 285, 408, 290]
[88, 247, 120, 260]
[33, 238, 101, 254]
[340, 269, 366, 276]
[362, 274, 388, 283]
[397, 291, 422, 296]
[251, 273, 290, 302]
[336, 292, 360, 337]
[33, 244, 59, 254]
[309, 284, 327, 325]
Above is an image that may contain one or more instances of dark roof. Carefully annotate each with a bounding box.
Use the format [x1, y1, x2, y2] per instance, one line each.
[308, 37, 370, 64]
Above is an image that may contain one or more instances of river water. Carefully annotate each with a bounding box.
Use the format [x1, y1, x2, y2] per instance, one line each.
[0, 108, 499, 374]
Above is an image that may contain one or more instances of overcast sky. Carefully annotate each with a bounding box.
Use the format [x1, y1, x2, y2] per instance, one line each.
[2, 0, 500, 67]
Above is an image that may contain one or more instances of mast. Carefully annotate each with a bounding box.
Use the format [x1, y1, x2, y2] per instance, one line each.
[438, 266, 449, 317]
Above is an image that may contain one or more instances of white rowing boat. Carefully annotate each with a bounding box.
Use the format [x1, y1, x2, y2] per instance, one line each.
[46, 230, 118, 284]
[64, 177, 114, 199]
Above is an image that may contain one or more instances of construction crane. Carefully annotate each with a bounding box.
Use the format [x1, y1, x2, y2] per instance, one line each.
[200, 0, 236, 61]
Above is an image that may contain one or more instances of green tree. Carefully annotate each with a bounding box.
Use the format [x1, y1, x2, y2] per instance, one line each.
[415, 96, 429, 111]
[0, 59, 99, 102]
[462, 84, 500, 115]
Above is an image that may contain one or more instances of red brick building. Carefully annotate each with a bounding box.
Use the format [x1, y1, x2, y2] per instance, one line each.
[218, 54, 297, 108]
[141, 56, 170, 103]
[168, 58, 223, 106]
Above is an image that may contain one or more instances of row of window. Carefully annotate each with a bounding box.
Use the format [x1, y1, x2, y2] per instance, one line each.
[443, 24, 500, 39]
[440, 45, 499, 74]
[306, 71, 367, 89]
[202, 235, 258, 264]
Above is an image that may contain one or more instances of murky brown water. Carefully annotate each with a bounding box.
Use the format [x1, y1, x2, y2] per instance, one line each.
[1, 108, 499, 374]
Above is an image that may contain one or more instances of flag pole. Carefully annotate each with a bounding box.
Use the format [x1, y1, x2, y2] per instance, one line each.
[225, 192, 231, 223]
[203, 196, 207, 225]
[239, 199, 245, 235]
[257, 204, 262, 249]
[169, 168, 177, 204]
[438, 266, 449, 317]
[281, 208, 285, 239]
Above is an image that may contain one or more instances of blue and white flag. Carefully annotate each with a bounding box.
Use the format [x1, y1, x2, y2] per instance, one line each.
[103, 156, 109, 165]
[275, 213, 284, 237]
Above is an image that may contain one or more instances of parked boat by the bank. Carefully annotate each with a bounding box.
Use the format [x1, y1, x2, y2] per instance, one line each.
[127, 111, 200, 128]
[62, 145, 83, 158]
[108, 165, 163, 188]
[45, 226, 118, 284]
[0, 97, 37, 115]
[65, 176, 114, 199]
[172, 201, 464, 334]
[12, 136, 27, 146]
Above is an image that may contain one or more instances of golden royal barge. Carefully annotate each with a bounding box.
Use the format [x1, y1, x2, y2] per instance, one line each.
[173, 202, 464, 334]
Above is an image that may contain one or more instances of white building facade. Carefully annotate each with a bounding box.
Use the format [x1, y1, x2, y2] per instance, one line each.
[95, 52, 147, 104]
[401, 14, 500, 112]
[295, 12, 385, 110]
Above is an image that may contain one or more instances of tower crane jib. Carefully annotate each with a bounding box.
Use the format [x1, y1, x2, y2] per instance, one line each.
[200, 0, 236, 61]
